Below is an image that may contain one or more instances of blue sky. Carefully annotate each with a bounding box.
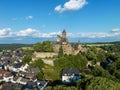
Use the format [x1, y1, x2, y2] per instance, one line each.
[0, 0, 120, 43]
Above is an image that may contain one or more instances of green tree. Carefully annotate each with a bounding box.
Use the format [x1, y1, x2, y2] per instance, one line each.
[91, 66, 115, 80]
[77, 76, 120, 90]
[86, 77, 120, 90]
[77, 76, 92, 90]
[24, 49, 34, 56]
[97, 51, 106, 62]
[108, 58, 120, 80]
[58, 46, 63, 58]
[86, 50, 97, 61]
[33, 42, 43, 52]
[30, 58, 44, 68]
[22, 55, 32, 64]
[36, 71, 44, 80]
[14, 88, 21, 90]
[45, 86, 52, 90]
[114, 70, 120, 79]
[33, 41, 53, 52]
[54, 54, 87, 73]
[42, 41, 53, 52]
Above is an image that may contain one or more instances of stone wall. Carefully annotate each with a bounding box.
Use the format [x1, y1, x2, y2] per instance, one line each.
[62, 44, 74, 55]
[53, 43, 82, 55]
[53, 44, 60, 53]
[33, 52, 58, 59]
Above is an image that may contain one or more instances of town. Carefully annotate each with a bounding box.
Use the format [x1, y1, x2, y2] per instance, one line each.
[1, 0, 120, 90]
[0, 30, 120, 90]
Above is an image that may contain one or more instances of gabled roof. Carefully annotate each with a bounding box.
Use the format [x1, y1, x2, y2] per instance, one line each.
[27, 67, 40, 74]
[0, 69, 12, 77]
[62, 68, 80, 76]
[62, 29, 66, 33]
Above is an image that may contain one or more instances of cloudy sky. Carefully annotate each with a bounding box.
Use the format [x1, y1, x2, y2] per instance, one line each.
[0, 0, 120, 43]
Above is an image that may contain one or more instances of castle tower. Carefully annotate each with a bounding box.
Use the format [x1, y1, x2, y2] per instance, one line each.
[57, 35, 62, 42]
[62, 29, 66, 39]
[77, 40, 82, 50]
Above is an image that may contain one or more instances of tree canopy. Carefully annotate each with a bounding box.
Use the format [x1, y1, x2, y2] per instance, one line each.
[54, 54, 88, 72]
[22, 55, 32, 64]
[77, 76, 120, 90]
[33, 41, 53, 52]
[30, 58, 44, 68]
[58, 46, 63, 58]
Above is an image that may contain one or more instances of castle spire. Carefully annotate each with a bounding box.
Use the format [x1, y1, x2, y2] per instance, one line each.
[78, 40, 81, 44]
[62, 29, 66, 38]
[63, 29, 66, 33]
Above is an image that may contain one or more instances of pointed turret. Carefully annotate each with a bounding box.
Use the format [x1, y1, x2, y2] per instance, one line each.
[62, 29, 66, 39]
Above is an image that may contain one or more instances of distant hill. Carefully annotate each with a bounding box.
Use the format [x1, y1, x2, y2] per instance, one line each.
[0, 41, 119, 50]
[0, 44, 33, 50]
[110, 41, 120, 44]
[84, 41, 120, 44]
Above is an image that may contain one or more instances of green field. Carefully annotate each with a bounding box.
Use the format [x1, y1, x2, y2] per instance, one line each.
[83, 43, 113, 47]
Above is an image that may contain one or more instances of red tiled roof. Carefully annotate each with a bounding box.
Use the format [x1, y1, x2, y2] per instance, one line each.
[0, 70, 11, 76]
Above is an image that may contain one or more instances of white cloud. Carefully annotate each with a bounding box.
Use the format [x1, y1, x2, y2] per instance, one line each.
[77, 32, 111, 38]
[26, 16, 33, 19]
[55, 5, 63, 13]
[76, 28, 120, 38]
[55, 0, 88, 13]
[111, 28, 120, 37]
[16, 28, 39, 37]
[16, 28, 61, 38]
[49, 31, 61, 36]
[112, 28, 120, 32]
[0, 28, 12, 38]
[0, 28, 120, 40]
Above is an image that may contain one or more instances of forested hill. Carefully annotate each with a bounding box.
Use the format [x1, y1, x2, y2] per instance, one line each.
[86, 41, 120, 44]
[0, 41, 120, 50]
[0, 44, 33, 50]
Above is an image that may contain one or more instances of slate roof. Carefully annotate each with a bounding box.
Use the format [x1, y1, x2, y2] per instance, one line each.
[37, 80, 47, 86]
[62, 68, 80, 76]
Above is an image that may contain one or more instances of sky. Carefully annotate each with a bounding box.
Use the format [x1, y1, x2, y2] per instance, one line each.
[0, 0, 120, 43]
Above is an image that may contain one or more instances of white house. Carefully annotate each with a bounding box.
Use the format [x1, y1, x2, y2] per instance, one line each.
[8, 63, 29, 72]
[62, 68, 81, 83]
[3, 75, 13, 82]
[19, 64, 29, 72]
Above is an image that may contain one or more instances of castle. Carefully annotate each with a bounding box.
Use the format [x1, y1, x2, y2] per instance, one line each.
[32, 30, 82, 59]
[53, 30, 82, 55]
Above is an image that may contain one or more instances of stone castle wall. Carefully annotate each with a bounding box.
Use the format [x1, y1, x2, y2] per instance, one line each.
[33, 52, 58, 59]
[32, 44, 82, 59]
[62, 44, 74, 55]
[53, 44, 61, 53]
[53, 43, 82, 55]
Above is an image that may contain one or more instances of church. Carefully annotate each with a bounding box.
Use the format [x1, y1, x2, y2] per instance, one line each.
[53, 30, 82, 55]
